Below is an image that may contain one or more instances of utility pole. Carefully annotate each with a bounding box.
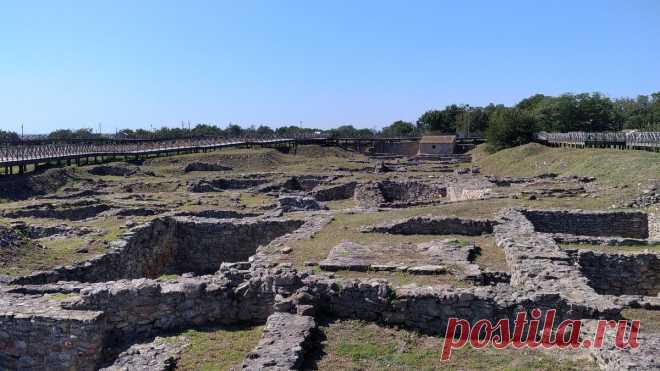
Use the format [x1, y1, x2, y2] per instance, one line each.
[466, 110, 470, 139]
[21, 123, 24, 140]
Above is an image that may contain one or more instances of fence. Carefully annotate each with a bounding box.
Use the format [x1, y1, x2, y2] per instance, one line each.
[537, 131, 660, 151]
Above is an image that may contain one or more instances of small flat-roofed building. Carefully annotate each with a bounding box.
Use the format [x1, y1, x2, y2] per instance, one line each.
[418, 135, 456, 155]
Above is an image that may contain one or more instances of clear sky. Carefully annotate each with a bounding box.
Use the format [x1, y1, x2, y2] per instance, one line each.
[1, 0, 659, 134]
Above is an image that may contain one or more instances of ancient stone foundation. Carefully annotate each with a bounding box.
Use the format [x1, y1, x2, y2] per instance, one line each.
[11, 216, 303, 285]
[520, 209, 650, 239]
[1, 206, 659, 370]
[354, 180, 446, 208]
[574, 250, 660, 296]
[361, 215, 496, 235]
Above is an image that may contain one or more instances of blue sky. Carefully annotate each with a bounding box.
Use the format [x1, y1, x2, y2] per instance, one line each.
[1, 1, 659, 134]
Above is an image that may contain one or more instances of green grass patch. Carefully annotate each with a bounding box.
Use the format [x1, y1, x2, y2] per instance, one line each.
[475, 143, 660, 187]
[316, 320, 596, 370]
[48, 293, 79, 302]
[0, 237, 98, 276]
[278, 205, 509, 282]
[171, 324, 263, 371]
[157, 274, 180, 281]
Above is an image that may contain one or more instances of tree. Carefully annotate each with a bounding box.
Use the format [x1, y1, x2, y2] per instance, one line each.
[73, 128, 96, 139]
[256, 125, 274, 135]
[192, 124, 224, 137]
[529, 92, 619, 132]
[417, 110, 452, 133]
[329, 125, 363, 138]
[516, 94, 546, 111]
[0, 130, 19, 142]
[226, 124, 244, 137]
[615, 93, 660, 131]
[275, 125, 319, 136]
[485, 108, 537, 150]
[381, 120, 416, 137]
[48, 129, 75, 139]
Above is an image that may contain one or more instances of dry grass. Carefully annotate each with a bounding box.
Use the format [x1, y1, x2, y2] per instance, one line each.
[276, 207, 508, 285]
[475, 143, 660, 187]
[164, 324, 263, 371]
[312, 319, 596, 370]
[622, 309, 660, 335]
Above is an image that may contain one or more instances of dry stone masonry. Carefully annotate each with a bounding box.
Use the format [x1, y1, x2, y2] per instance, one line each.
[10, 216, 303, 285]
[520, 209, 650, 239]
[1, 200, 659, 369]
[361, 215, 496, 235]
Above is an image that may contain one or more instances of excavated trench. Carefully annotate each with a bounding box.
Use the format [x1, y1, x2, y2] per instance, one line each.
[515, 208, 660, 296]
[573, 250, 660, 296]
[2, 207, 660, 369]
[11, 216, 304, 285]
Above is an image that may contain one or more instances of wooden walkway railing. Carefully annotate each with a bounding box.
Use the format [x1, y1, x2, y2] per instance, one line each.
[0, 136, 299, 175]
[537, 131, 660, 151]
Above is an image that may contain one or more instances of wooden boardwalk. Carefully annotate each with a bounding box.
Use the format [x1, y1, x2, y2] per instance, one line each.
[0, 137, 297, 175]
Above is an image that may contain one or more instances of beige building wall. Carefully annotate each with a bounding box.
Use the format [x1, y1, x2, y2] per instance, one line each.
[419, 142, 454, 155]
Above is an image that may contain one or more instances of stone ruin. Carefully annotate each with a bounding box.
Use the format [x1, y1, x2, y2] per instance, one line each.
[0, 205, 659, 370]
[2, 199, 113, 221]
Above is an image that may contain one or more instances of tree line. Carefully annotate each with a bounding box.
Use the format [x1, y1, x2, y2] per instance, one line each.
[3, 91, 658, 151]
[403, 91, 660, 150]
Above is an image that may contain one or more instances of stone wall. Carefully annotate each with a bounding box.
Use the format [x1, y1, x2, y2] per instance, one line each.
[649, 210, 660, 240]
[3, 203, 112, 221]
[379, 180, 446, 203]
[173, 210, 260, 219]
[353, 180, 446, 208]
[311, 182, 357, 201]
[575, 250, 660, 296]
[494, 209, 620, 315]
[0, 267, 305, 370]
[302, 277, 608, 336]
[520, 209, 649, 239]
[361, 215, 496, 236]
[242, 313, 316, 370]
[372, 141, 419, 156]
[187, 177, 270, 192]
[12, 217, 304, 285]
[447, 186, 490, 202]
[0, 294, 106, 371]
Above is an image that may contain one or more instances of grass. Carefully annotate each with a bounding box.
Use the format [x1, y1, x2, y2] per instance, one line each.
[0, 215, 132, 276]
[324, 198, 357, 210]
[168, 324, 263, 371]
[276, 206, 509, 284]
[0, 237, 97, 276]
[475, 143, 660, 187]
[622, 308, 660, 335]
[313, 319, 597, 370]
[331, 270, 470, 287]
[157, 274, 180, 281]
[47, 293, 79, 302]
[239, 192, 276, 208]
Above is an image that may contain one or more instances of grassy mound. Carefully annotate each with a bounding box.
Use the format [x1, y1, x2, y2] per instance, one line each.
[474, 143, 660, 186]
[0, 168, 79, 201]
